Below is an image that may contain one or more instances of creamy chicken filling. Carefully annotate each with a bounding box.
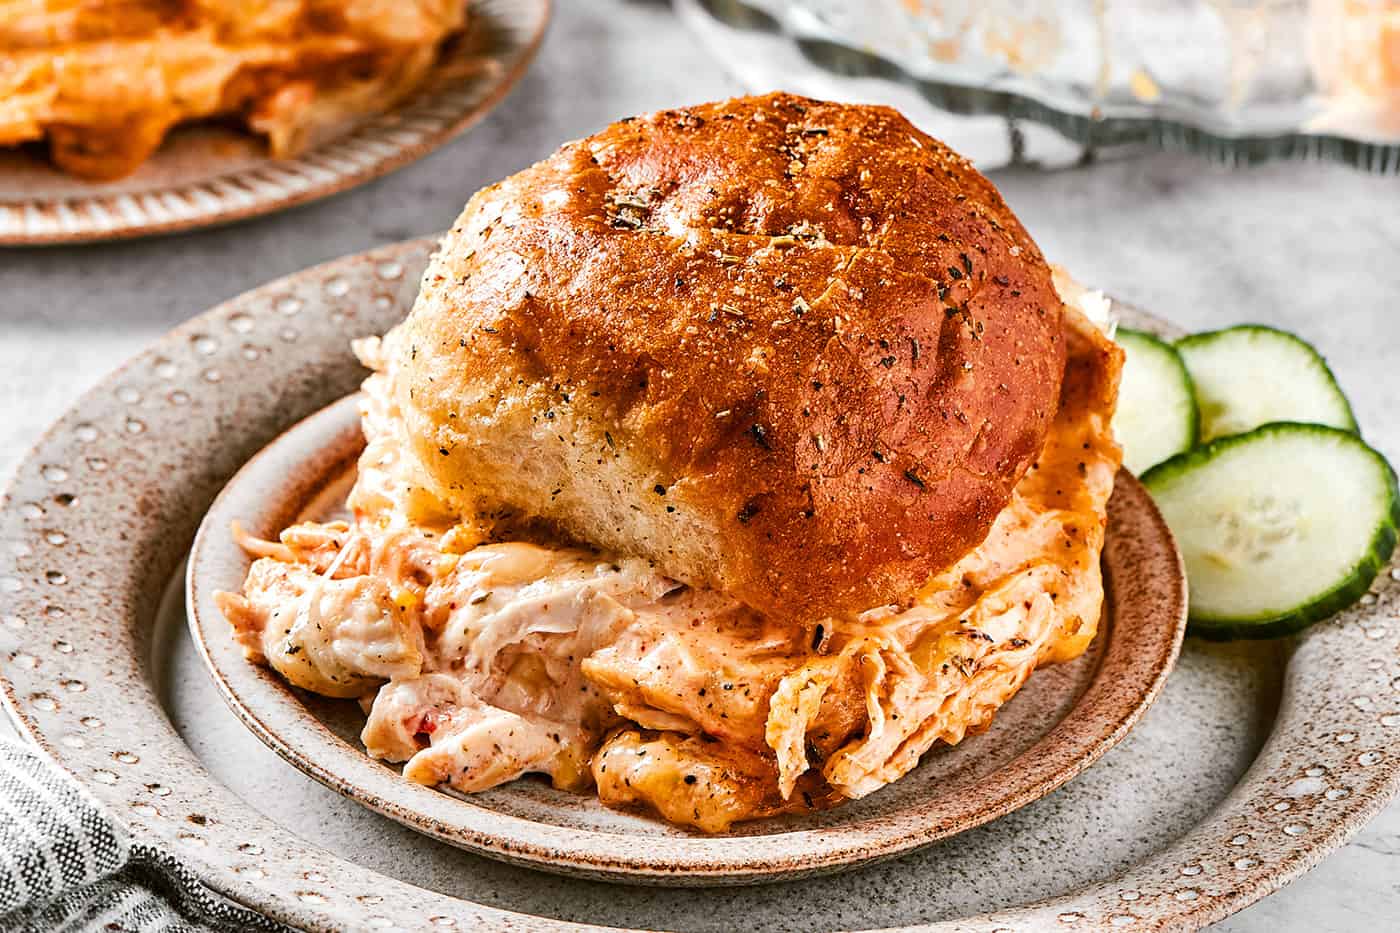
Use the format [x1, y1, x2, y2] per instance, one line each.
[218, 298, 1119, 832]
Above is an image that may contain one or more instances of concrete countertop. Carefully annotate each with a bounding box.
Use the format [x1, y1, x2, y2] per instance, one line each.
[2, 1, 1397, 929]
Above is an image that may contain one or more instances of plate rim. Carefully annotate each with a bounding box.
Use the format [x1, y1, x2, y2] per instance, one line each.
[183, 391, 1186, 883]
[1, 237, 1397, 931]
[0, 0, 551, 246]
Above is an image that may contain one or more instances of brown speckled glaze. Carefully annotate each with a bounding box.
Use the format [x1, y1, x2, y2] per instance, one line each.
[1, 238, 1396, 930]
[0, 0, 549, 246]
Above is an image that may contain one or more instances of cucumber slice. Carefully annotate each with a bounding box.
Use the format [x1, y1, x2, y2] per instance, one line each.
[1142, 423, 1398, 640]
[1113, 327, 1199, 475]
[1176, 325, 1357, 443]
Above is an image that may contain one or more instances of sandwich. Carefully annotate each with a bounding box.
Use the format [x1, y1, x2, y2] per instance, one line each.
[217, 92, 1123, 831]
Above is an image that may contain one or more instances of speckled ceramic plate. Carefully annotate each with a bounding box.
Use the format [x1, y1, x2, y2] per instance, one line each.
[183, 386, 1184, 884]
[2, 239, 1398, 931]
[0, 0, 548, 246]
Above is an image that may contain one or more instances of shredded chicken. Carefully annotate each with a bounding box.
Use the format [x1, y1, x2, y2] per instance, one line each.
[217, 295, 1121, 832]
[0, 1, 470, 179]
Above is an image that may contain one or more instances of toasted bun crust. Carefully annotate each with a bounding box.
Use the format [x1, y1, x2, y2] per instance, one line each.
[392, 92, 1066, 622]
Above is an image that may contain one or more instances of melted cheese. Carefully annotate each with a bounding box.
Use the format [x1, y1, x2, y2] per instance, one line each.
[216, 296, 1121, 832]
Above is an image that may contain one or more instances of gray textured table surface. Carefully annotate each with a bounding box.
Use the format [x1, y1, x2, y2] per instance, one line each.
[2, 2, 1398, 930]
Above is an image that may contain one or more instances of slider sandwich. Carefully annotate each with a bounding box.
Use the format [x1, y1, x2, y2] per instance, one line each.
[219, 92, 1123, 831]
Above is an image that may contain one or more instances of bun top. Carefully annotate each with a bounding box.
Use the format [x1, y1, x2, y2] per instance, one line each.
[392, 92, 1066, 622]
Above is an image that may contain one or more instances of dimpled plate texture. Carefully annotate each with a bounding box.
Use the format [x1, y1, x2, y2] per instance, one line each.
[0, 0, 549, 246]
[1, 238, 1398, 930]
[184, 390, 1182, 883]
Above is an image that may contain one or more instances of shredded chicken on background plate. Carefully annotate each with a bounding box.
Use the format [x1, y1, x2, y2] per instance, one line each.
[217, 293, 1120, 832]
[0, 0, 468, 179]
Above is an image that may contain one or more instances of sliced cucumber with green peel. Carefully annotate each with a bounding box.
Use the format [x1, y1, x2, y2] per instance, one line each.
[1113, 327, 1199, 475]
[1176, 325, 1357, 443]
[1142, 423, 1398, 640]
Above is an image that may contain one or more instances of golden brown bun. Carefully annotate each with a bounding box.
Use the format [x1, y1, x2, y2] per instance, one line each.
[391, 92, 1066, 622]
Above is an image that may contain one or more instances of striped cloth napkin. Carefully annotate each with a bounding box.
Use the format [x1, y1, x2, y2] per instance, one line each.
[0, 737, 285, 932]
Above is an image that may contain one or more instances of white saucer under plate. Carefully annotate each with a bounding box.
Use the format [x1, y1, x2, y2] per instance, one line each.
[2, 238, 1398, 931]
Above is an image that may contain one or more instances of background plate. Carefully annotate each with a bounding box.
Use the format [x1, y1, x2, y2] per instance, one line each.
[0, 0, 549, 246]
[184, 393, 1184, 884]
[2, 238, 1399, 930]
